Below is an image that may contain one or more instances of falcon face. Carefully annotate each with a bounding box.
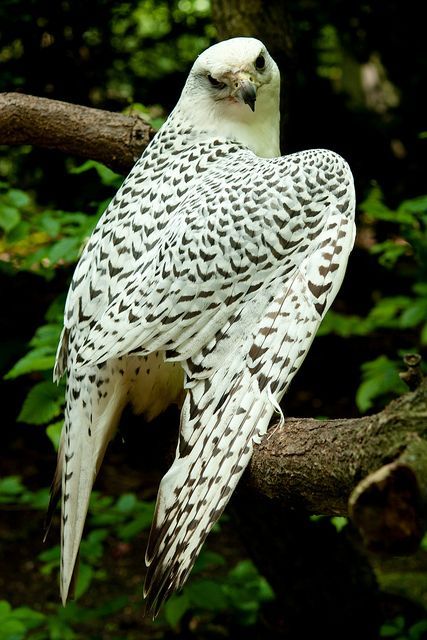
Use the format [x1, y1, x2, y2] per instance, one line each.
[179, 37, 281, 157]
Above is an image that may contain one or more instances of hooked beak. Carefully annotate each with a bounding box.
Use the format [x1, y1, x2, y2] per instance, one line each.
[231, 73, 257, 112]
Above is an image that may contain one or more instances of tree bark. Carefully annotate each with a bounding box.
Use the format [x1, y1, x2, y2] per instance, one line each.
[211, 0, 295, 149]
[0, 92, 154, 174]
[248, 377, 427, 554]
[236, 376, 426, 637]
[211, 0, 293, 59]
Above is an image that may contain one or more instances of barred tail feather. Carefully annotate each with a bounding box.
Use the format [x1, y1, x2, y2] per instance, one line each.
[143, 367, 273, 616]
[59, 365, 128, 603]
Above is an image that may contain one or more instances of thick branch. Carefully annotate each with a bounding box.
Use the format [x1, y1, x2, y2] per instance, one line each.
[0, 93, 154, 174]
[248, 378, 427, 553]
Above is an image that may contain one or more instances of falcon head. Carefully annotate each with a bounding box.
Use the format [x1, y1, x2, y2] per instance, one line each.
[177, 37, 281, 157]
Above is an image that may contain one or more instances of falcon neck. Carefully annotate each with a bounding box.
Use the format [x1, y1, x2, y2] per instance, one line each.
[169, 99, 281, 159]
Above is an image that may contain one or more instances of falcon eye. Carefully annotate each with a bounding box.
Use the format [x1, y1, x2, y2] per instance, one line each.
[255, 55, 265, 70]
[207, 74, 225, 89]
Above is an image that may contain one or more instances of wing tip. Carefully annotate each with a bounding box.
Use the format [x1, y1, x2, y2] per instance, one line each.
[43, 436, 64, 542]
[60, 550, 80, 606]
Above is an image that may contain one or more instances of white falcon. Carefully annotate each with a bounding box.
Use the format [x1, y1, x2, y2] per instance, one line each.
[49, 37, 356, 615]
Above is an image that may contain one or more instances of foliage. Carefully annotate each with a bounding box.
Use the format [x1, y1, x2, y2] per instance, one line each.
[1, 161, 122, 448]
[0, 0, 214, 112]
[163, 557, 274, 629]
[380, 616, 427, 640]
[1, 0, 427, 636]
[0, 475, 49, 509]
[0, 600, 45, 640]
[0, 597, 130, 640]
[320, 187, 427, 411]
[0, 162, 121, 279]
[0, 474, 273, 637]
[356, 355, 408, 412]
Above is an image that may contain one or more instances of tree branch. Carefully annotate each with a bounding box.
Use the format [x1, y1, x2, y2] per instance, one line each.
[0, 92, 154, 174]
[248, 377, 427, 554]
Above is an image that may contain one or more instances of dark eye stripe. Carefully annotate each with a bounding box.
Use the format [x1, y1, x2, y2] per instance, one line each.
[207, 74, 225, 89]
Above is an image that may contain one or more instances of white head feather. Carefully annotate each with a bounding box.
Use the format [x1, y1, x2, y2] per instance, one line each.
[174, 37, 281, 158]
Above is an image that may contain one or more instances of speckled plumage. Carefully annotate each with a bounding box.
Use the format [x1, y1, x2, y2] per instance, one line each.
[51, 37, 356, 615]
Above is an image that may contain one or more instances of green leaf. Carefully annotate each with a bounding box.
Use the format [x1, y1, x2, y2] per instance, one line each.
[409, 619, 427, 639]
[0, 601, 45, 640]
[186, 579, 227, 611]
[318, 310, 370, 337]
[38, 211, 62, 237]
[398, 195, 427, 214]
[5, 350, 56, 379]
[356, 356, 407, 412]
[380, 617, 405, 637]
[46, 237, 82, 264]
[330, 516, 348, 532]
[0, 203, 21, 232]
[117, 512, 153, 539]
[70, 160, 121, 187]
[74, 564, 93, 600]
[5, 189, 31, 209]
[193, 550, 226, 574]
[399, 299, 427, 328]
[45, 295, 66, 323]
[164, 593, 190, 628]
[115, 493, 138, 513]
[228, 559, 257, 580]
[79, 529, 108, 563]
[22, 487, 50, 510]
[30, 323, 63, 349]
[0, 618, 26, 639]
[38, 545, 60, 563]
[18, 380, 64, 425]
[46, 421, 63, 451]
[12, 606, 45, 627]
[371, 241, 410, 268]
[368, 296, 411, 326]
[6, 220, 30, 242]
[0, 476, 25, 501]
[0, 601, 12, 616]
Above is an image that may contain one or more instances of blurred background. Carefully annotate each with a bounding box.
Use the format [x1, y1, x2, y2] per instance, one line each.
[0, 1, 426, 638]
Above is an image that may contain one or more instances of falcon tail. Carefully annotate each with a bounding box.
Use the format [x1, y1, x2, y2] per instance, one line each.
[57, 365, 128, 604]
[143, 368, 273, 617]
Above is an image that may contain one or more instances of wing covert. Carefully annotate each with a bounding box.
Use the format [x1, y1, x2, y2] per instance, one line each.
[67, 146, 354, 376]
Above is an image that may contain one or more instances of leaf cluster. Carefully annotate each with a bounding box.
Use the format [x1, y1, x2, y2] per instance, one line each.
[0, 476, 274, 638]
[320, 187, 427, 411]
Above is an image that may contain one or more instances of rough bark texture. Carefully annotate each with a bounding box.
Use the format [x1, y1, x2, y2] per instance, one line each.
[248, 377, 427, 553]
[211, 0, 294, 148]
[211, 0, 293, 57]
[235, 377, 426, 638]
[0, 92, 154, 174]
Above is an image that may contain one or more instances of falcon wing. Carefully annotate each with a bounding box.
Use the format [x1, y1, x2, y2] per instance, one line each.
[143, 174, 355, 613]
[70, 147, 355, 374]
[54, 137, 355, 606]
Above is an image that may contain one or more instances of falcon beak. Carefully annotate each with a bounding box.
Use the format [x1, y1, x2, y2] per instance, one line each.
[231, 73, 257, 112]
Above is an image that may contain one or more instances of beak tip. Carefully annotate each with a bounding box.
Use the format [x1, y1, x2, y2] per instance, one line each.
[243, 95, 256, 112]
[238, 80, 257, 113]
